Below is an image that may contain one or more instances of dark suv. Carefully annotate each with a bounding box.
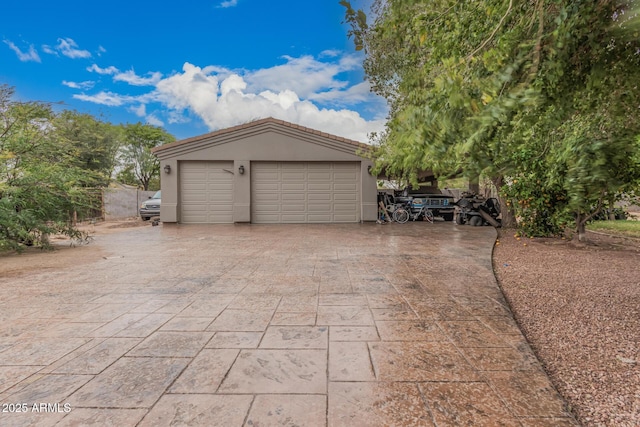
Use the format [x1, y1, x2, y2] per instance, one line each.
[139, 190, 161, 220]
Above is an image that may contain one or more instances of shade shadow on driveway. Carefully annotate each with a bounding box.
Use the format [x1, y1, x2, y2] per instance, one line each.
[0, 223, 577, 426]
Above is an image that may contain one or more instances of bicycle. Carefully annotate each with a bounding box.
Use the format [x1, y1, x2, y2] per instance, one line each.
[378, 201, 409, 223]
[394, 200, 434, 224]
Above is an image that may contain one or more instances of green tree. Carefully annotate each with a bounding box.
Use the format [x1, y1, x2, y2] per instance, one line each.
[0, 85, 97, 251]
[343, 0, 640, 239]
[118, 123, 174, 190]
[53, 110, 123, 187]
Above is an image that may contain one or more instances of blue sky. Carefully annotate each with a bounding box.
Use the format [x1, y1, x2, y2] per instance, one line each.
[1, 0, 385, 142]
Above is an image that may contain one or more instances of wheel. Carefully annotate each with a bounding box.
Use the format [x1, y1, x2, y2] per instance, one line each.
[469, 216, 483, 226]
[456, 213, 465, 225]
[393, 208, 409, 224]
[442, 212, 454, 222]
[423, 210, 434, 223]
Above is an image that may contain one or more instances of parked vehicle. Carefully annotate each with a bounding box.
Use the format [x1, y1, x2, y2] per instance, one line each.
[377, 189, 452, 223]
[396, 186, 455, 221]
[455, 193, 501, 227]
[140, 190, 161, 220]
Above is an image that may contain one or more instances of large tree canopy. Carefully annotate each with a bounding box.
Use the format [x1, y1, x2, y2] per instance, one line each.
[53, 110, 123, 187]
[343, 0, 640, 239]
[118, 123, 175, 191]
[0, 85, 176, 251]
[0, 85, 101, 250]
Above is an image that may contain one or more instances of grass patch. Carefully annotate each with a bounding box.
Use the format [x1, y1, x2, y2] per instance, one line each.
[587, 220, 640, 238]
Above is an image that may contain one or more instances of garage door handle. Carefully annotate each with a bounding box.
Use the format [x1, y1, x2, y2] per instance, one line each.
[222, 169, 235, 175]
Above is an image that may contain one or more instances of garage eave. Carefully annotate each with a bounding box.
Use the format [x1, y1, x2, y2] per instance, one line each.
[151, 117, 372, 160]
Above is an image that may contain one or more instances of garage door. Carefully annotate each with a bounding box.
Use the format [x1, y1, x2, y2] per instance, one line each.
[251, 162, 360, 223]
[180, 161, 234, 223]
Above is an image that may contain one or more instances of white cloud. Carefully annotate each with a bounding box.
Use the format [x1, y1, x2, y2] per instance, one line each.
[309, 81, 372, 105]
[75, 53, 387, 143]
[42, 45, 57, 55]
[62, 80, 95, 90]
[319, 49, 341, 58]
[73, 91, 137, 106]
[145, 114, 164, 127]
[87, 64, 162, 86]
[113, 70, 163, 86]
[130, 104, 146, 117]
[56, 38, 91, 59]
[87, 64, 119, 75]
[218, 0, 238, 8]
[153, 62, 384, 142]
[128, 103, 163, 127]
[245, 54, 359, 98]
[3, 40, 41, 62]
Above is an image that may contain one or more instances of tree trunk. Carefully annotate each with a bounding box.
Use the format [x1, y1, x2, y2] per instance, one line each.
[469, 176, 480, 195]
[576, 213, 587, 242]
[491, 176, 516, 228]
[575, 195, 605, 242]
[608, 195, 616, 221]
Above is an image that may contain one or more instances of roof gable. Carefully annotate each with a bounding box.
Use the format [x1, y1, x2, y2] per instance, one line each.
[152, 117, 371, 160]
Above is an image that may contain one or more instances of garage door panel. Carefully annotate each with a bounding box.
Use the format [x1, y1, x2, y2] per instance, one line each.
[209, 194, 233, 203]
[208, 205, 233, 212]
[180, 161, 233, 224]
[253, 193, 281, 203]
[334, 214, 358, 222]
[253, 213, 278, 222]
[282, 183, 305, 191]
[334, 183, 358, 191]
[308, 172, 332, 180]
[251, 162, 359, 223]
[207, 182, 233, 194]
[282, 204, 306, 212]
[282, 214, 307, 222]
[283, 163, 306, 169]
[308, 193, 331, 201]
[182, 190, 207, 200]
[334, 193, 358, 201]
[335, 174, 358, 182]
[183, 181, 207, 189]
[282, 172, 306, 180]
[282, 193, 306, 201]
[308, 183, 332, 191]
[308, 203, 331, 212]
[335, 203, 358, 211]
[255, 204, 280, 212]
[182, 213, 207, 223]
[254, 182, 280, 191]
[182, 194, 209, 203]
[307, 214, 332, 223]
[254, 172, 280, 181]
[208, 213, 233, 223]
[182, 172, 207, 181]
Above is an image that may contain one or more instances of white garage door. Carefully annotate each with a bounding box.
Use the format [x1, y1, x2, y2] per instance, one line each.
[180, 161, 234, 223]
[251, 162, 360, 223]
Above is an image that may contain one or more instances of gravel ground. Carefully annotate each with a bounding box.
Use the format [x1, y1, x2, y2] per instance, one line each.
[493, 230, 640, 427]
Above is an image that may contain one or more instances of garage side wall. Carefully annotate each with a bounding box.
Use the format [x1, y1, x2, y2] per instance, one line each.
[160, 158, 178, 222]
[158, 129, 377, 223]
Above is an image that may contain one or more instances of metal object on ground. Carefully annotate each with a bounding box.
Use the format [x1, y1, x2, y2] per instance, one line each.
[455, 194, 501, 227]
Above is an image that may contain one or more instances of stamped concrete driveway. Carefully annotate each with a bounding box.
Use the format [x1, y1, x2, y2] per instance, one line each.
[0, 223, 577, 426]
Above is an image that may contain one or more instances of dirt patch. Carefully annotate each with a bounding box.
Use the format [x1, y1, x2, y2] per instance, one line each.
[76, 217, 151, 233]
[493, 229, 640, 426]
[0, 218, 150, 279]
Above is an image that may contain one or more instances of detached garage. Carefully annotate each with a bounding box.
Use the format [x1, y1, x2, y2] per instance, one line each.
[152, 118, 377, 224]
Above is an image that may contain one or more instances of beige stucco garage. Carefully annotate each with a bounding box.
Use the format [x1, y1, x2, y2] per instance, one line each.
[151, 118, 378, 224]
